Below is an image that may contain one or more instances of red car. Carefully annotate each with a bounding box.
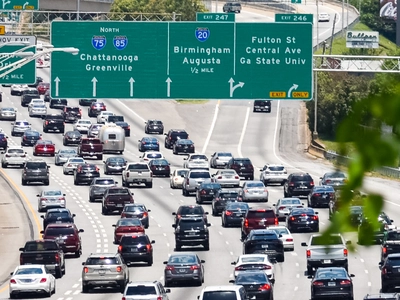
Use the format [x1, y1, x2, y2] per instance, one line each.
[37, 82, 50, 95]
[33, 140, 55, 156]
[112, 218, 144, 244]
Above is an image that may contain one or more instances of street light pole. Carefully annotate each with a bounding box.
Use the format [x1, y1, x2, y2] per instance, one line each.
[313, 70, 318, 139]
[342, 0, 344, 36]
[316, 0, 319, 49]
[77, 0, 80, 20]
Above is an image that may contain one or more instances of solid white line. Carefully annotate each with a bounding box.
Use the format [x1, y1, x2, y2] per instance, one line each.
[202, 101, 220, 154]
[238, 107, 250, 158]
[116, 100, 146, 122]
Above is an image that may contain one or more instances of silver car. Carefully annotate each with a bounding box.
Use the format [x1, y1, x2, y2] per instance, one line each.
[273, 197, 304, 220]
[63, 157, 85, 175]
[29, 104, 47, 118]
[0, 107, 17, 121]
[89, 177, 118, 202]
[87, 124, 103, 137]
[55, 149, 78, 166]
[11, 120, 31, 136]
[37, 189, 66, 212]
[1, 146, 27, 168]
[319, 171, 347, 189]
[10, 84, 28, 96]
[183, 154, 209, 169]
[182, 169, 212, 195]
[259, 164, 288, 186]
[212, 169, 240, 187]
[209, 151, 233, 168]
[240, 181, 269, 202]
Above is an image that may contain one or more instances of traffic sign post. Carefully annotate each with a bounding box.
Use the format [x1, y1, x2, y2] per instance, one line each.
[2, 0, 39, 10]
[51, 21, 312, 100]
[275, 14, 313, 24]
[196, 12, 235, 22]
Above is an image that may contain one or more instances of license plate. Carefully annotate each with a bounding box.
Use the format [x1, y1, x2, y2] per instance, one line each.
[188, 232, 196, 235]
[323, 259, 331, 264]
[235, 213, 242, 217]
[328, 282, 336, 286]
[300, 217, 307, 221]
[209, 191, 214, 194]
[98, 270, 106, 275]
[261, 244, 268, 248]
[56, 221, 62, 223]
[259, 221, 265, 225]
[116, 204, 123, 207]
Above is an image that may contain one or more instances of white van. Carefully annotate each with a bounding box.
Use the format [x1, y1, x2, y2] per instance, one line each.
[98, 123, 125, 154]
[198, 285, 249, 300]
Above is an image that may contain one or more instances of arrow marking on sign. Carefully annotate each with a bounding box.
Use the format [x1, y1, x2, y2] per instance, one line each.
[166, 77, 172, 97]
[129, 77, 135, 97]
[54, 77, 60, 97]
[228, 78, 245, 98]
[23, 1, 29, 9]
[2, 0, 10, 9]
[91, 77, 98, 97]
[288, 84, 298, 98]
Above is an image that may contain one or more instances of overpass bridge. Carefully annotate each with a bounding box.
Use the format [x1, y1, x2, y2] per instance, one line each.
[39, 0, 113, 12]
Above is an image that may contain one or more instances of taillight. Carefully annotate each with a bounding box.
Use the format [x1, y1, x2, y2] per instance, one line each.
[186, 178, 189, 184]
[310, 181, 314, 186]
[10, 279, 16, 284]
[343, 249, 348, 257]
[215, 197, 220, 201]
[157, 297, 162, 300]
[258, 284, 271, 291]
[225, 211, 232, 216]
[383, 247, 387, 254]
[261, 265, 271, 270]
[313, 193, 321, 197]
[286, 238, 293, 242]
[279, 206, 286, 210]
[45, 121, 49, 125]
[274, 217, 279, 225]
[201, 190, 206, 195]
[244, 189, 248, 193]
[234, 266, 244, 271]
[244, 218, 249, 228]
[340, 280, 351, 285]
[382, 267, 387, 274]
[5, 154, 10, 157]
[235, 176, 239, 179]
[289, 216, 295, 221]
[40, 278, 47, 283]
[142, 141, 146, 144]
[116, 266, 122, 272]
[165, 265, 175, 271]
[306, 250, 311, 258]
[312, 281, 324, 286]
[146, 244, 151, 252]
[83, 267, 88, 273]
[217, 176, 222, 179]
[55, 253, 59, 260]
[289, 182, 294, 186]
[126, 171, 129, 178]
[143, 212, 148, 217]
[312, 215, 318, 220]
[127, 126, 130, 129]
[118, 245, 122, 252]
[190, 265, 200, 270]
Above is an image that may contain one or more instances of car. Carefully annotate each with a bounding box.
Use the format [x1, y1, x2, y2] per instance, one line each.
[241, 208, 278, 241]
[198, 285, 249, 300]
[140, 151, 164, 162]
[348, 205, 364, 227]
[41, 208, 75, 230]
[173, 139, 195, 154]
[182, 169, 212, 196]
[164, 129, 189, 149]
[240, 181, 269, 202]
[170, 168, 189, 189]
[41, 223, 84, 256]
[318, 12, 330, 22]
[96, 111, 114, 124]
[121, 203, 151, 228]
[273, 197, 304, 221]
[37, 82, 50, 94]
[28, 104, 47, 118]
[74, 163, 100, 185]
[212, 188, 242, 216]
[286, 207, 319, 232]
[107, 115, 124, 123]
[358, 211, 395, 245]
[55, 148, 78, 166]
[87, 123, 103, 137]
[148, 158, 170, 177]
[73, 119, 92, 133]
[172, 205, 209, 225]
[226, 158, 254, 180]
[118, 233, 155, 266]
[319, 171, 347, 189]
[33, 140, 55, 156]
[28, 76, 43, 88]
[145, 119, 164, 134]
[231, 254, 274, 281]
[183, 154, 208, 169]
[9, 264, 56, 299]
[102, 187, 134, 215]
[196, 181, 222, 204]
[163, 253, 205, 287]
[11, 120, 31, 136]
[223, 1, 241, 12]
[209, 151, 233, 168]
[381, 229, 400, 262]
[283, 172, 315, 197]
[21, 160, 50, 185]
[242, 229, 285, 262]
[222, 202, 250, 228]
[78, 98, 96, 106]
[0, 132, 7, 149]
[49, 98, 67, 109]
[21, 88, 40, 107]
[88, 101, 106, 117]
[310, 267, 354, 300]
[0, 107, 17, 121]
[103, 156, 127, 175]
[37, 189, 66, 212]
[212, 169, 240, 187]
[115, 121, 130, 137]
[363, 294, 400, 300]
[81, 253, 129, 293]
[123, 281, 170, 299]
[10, 84, 28, 96]
[44, 89, 51, 102]
[138, 136, 160, 152]
[173, 217, 211, 251]
[88, 177, 118, 202]
[42, 114, 65, 133]
[259, 163, 287, 185]
[381, 254, 400, 292]
[266, 225, 294, 251]
[308, 185, 336, 208]
[28, 98, 45, 109]
[62, 130, 82, 146]
[253, 99, 271, 113]
[112, 218, 145, 244]
[229, 271, 274, 300]
[62, 106, 82, 123]
[21, 130, 41, 147]
[1, 146, 27, 168]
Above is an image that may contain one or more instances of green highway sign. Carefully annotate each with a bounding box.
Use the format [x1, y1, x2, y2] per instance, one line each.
[4, 0, 39, 10]
[51, 21, 313, 100]
[275, 14, 313, 24]
[0, 35, 36, 84]
[196, 12, 235, 22]
[291, 0, 301, 3]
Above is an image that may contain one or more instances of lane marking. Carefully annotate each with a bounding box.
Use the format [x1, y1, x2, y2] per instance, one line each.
[116, 100, 146, 122]
[202, 100, 220, 154]
[238, 107, 250, 158]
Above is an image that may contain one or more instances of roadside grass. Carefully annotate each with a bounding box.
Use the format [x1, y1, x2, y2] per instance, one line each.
[175, 100, 209, 104]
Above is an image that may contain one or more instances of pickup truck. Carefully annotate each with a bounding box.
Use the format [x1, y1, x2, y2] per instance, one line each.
[19, 239, 65, 278]
[101, 187, 134, 215]
[381, 229, 400, 262]
[43, 114, 65, 133]
[77, 138, 103, 160]
[301, 233, 350, 274]
[122, 162, 153, 188]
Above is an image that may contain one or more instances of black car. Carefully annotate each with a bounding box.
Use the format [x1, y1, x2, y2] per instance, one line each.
[148, 159, 170, 177]
[138, 137, 159, 152]
[381, 229, 400, 262]
[212, 189, 242, 216]
[79, 99, 97, 106]
[164, 129, 189, 149]
[118, 233, 155, 266]
[286, 207, 319, 232]
[173, 139, 195, 154]
[44, 90, 51, 102]
[172, 205, 208, 225]
[310, 267, 354, 300]
[364, 294, 400, 300]
[358, 211, 394, 245]
[21, 130, 41, 147]
[62, 106, 82, 123]
[307, 185, 336, 208]
[145, 119, 164, 134]
[73, 163, 100, 185]
[0, 132, 7, 149]
[115, 121, 130, 137]
[121, 204, 151, 229]
[284, 172, 314, 197]
[242, 229, 285, 262]
[222, 202, 250, 227]
[88, 102, 106, 117]
[49, 98, 68, 110]
[41, 208, 75, 230]
[195, 182, 221, 204]
[230, 271, 273, 300]
[43, 114, 65, 134]
[348, 206, 363, 227]
[173, 217, 211, 251]
[253, 100, 271, 113]
[226, 158, 254, 180]
[63, 130, 82, 146]
[103, 156, 127, 175]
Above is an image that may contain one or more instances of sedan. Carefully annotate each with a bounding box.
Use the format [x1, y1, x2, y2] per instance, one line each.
[173, 139, 195, 154]
[229, 271, 273, 300]
[41, 208, 75, 230]
[103, 156, 127, 175]
[28, 104, 47, 118]
[212, 188, 242, 216]
[115, 121, 130, 137]
[266, 225, 294, 251]
[319, 171, 347, 189]
[310, 267, 354, 300]
[231, 254, 275, 282]
[63, 157, 86, 175]
[209, 151, 233, 168]
[0, 107, 17, 121]
[97, 111, 114, 124]
[10, 84, 28, 96]
[21, 130, 41, 147]
[163, 253, 205, 287]
[37, 82, 50, 95]
[37, 189, 66, 212]
[183, 154, 208, 169]
[0, 133, 7, 149]
[73, 119, 92, 133]
[170, 168, 189, 189]
[148, 158, 170, 177]
[112, 218, 145, 244]
[138, 136, 159, 152]
[172, 205, 209, 225]
[240, 181, 269, 202]
[318, 12, 330, 22]
[9, 264, 56, 299]
[286, 207, 319, 232]
[273, 197, 304, 221]
[121, 203, 151, 228]
[63, 130, 82, 146]
[54, 149, 78, 166]
[221, 202, 249, 227]
[212, 169, 240, 187]
[11, 120, 31, 136]
[196, 182, 222, 204]
[308, 185, 336, 208]
[33, 140, 55, 156]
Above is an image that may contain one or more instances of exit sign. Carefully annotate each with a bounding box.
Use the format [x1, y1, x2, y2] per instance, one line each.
[196, 13, 235, 22]
[275, 14, 313, 24]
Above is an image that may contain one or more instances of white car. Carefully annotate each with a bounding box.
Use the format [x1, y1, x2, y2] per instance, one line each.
[183, 154, 209, 169]
[28, 98, 45, 109]
[231, 254, 275, 282]
[9, 264, 56, 298]
[318, 12, 330, 22]
[209, 151, 233, 168]
[273, 197, 304, 220]
[73, 119, 92, 133]
[259, 163, 287, 185]
[140, 151, 164, 162]
[1, 146, 27, 168]
[212, 169, 240, 187]
[240, 181, 269, 202]
[96, 111, 114, 124]
[37, 189, 66, 212]
[63, 157, 85, 175]
[28, 104, 47, 117]
[170, 168, 189, 189]
[10, 84, 28, 96]
[266, 225, 295, 251]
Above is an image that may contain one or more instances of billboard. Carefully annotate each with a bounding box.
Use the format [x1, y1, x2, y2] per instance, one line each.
[380, 0, 397, 21]
[346, 31, 380, 48]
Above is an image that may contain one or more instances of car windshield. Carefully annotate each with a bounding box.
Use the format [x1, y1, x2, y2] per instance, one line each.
[121, 236, 148, 245]
[180, 207, 204, 214]
[220, 170, 236, 175]
[25, 131, 40, 137]
[201, 183, 220, 189]
[94, 179, 115, 185]
[60, 149, 77, 154]
[8, 148, 24, 154]
[203, 291, 237, 300]
[82, 139, 100, 144]
[178, 139, 192, 145]
[146, 153, 162, 158]
[246, 182, 264, 188]
[311, 235, 343, 245]
[26, 162, 47, 168]
[220, 192, 238, 198]
[45, 228, 75, 236]
[292, 208, 314, 215]
[126, 286, 157, 296]
[107, 157, 125, 163]
[326, 172, 346, 178]
[47, 212, 70, 219]
[241, 256, 265, 263]
[177, 170, 188, 176]
[190, 172, 210, 179]
[149, 120, 162, 125]
[269, 227, 289, 235]
[226, 203, 249, 210]
[85, 257, 120, 265]
[281, 199, 301, 205]
[169, 255, 197, 264]
[15, 268, 44, 275]
[124, 205, 145, 212]
[292, 175, 313, 181]
[316, 269, 347, 279]
[179, 219, 204, 228]
[152, 159, 168, 165]
[236, 273, 267, 283]
[387, 232, 400, 240]
[268, 166, 285, 171]
[15, 122, 29, 126]
[251, 233, 277, 240]
[78, 120, 91, 124]
[117, 219, 142, 226]
[218, 153, 232, 157]
[108, 189, 129, 195]
[43, 190, 62, 196]
[2, 108, 15, 111]
[128, 164, 148, 170]
[190, 155, 207, 160]
[25, 241, 59, 251]
[33, 104, 45, 108]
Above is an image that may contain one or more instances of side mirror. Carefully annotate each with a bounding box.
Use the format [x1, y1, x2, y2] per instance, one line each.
[201, 260, 205, 263]
[63, 194, 66, 196]
[320, 177, 323, 179]
[172, 212, 176, 215]
[183, 158, 187, 160]
[82, 262, 85, 266]
[138, 140, 141, 142]
[181, 175, 185, 178]
[164, 133, 167, 136]
[272, 204, 276, 206]
[47, 166, 50, 168]
[346, 240, 352, 245]
[279, 234, 282, 238]
[301, 242, 307, 247]
[172, 224, 176, 228]
[231, 261, 236, 265]
[36, 194, 40, 197]
[349, 274, 355, 277]
[103, 161, 106, 163]
[0, 151, 4, 154]
[206, 223, 211, 227]
[259, 169, 263, 172]
[204, 212, 209, 215]
[72, 214, 76, 217]
[115, 181, 118, 184]
[147, 209, 151, 212]
[163, 261, 168, 264]
[79, 229, 84, 233]
[112, 224, 116, 227]
[315, 212, 319, 215]
[229, 280, 235, 284]
[40, 215, 44, 219]
[19, 247, 24, 251]
[165, 289, 171, 293]
[379, 261, 383, 266]
[307, 275, 313, 279]
[151, 240, 155, 244]
[10, 272, 13, 275]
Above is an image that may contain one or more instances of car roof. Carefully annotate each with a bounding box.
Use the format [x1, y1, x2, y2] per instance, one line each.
[250, 229, 277, 234]
[46, 208, 71, 213]
[126, 281, 160, 286]
[202, 285, 243, 292]
[87, 252, 119, 258]
[46, 223, 76, 228]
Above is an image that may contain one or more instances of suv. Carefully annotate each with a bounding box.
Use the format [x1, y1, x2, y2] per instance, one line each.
[198, 285, 248, 300]
[123, 281, 170, 300]
[81, 253, 129, 293]
[21, 88, 39, 107]
[283, 172, 314, 197]
[226, 158, 254, 180]
[43, 114, 65, 133]
[172, 205, 209, 225]
[223, 2, 241, 13]
[41, 223, 84, 257]
[259, 163, 287, 185]
[89, 177, 118, 202]
[242, 229, 285, 262]
[145, 119, 164, 134]
[164, 129, 189, 149]
[74, 163, 100, 185]
[49, 98, 67, 110]
[212, 189, 241, 216]
[62, 106, 82, 123]
[88, 102, 106, 117]
[241, 208, 278, 240]
[11, 120, 31, 136]
[118, 233, 155, 266]
[173, 217, 211, 251]
[1, 146, 27, 168]
[21, 160, 50, 185]
[364, 294, 400, 300]
[253, 100, 271, 113]
[182, 169, 212, 196]
[381, 254, 400, 292]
